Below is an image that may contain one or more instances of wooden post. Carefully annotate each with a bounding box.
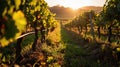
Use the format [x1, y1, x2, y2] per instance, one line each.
[15, 32, 35, 64]
[89, 13, 95, 40]
[15, 34, 24, 64]
[32, 21, 38, 51]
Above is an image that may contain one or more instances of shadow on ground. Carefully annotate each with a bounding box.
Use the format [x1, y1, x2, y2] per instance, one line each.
[60, 22, 120, 67]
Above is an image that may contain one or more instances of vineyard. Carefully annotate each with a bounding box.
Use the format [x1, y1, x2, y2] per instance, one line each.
[0, 0, 120, 67]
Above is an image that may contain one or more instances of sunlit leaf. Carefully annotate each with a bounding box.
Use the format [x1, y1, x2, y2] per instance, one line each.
[117, 48, 120, 52]
[0, 37, 9, 47]
[14, 0, 21, 10]
[12, 10, 27, 32]
[2, 7, 7, 17]
[8, 6, 14, 15]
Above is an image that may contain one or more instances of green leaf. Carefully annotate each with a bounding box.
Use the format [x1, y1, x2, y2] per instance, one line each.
[14, 0, 21, 10]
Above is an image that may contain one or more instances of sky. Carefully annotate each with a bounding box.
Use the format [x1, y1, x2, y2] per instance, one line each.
[45, 0, 106, 9]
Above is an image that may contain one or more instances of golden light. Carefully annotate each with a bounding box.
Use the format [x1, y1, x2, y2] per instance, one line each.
[45, 0, 106, 10]
[61, 0, 91, 10]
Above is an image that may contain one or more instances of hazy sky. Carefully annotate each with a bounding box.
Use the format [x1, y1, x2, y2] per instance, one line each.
[45, 0, 106, 9]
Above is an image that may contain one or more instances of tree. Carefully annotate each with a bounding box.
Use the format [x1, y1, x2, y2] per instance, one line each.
[0, 0, 57, 64]
[0, 0, 27, 47]
[95, 12, 105, 38]
[102, 0, 120, 42]
[82, 11, 96, 38]
[21, 0, 57, 51]
[65, 10, 96, 39]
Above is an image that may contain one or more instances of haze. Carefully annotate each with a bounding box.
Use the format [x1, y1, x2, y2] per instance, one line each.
[45, 0, 106, 10]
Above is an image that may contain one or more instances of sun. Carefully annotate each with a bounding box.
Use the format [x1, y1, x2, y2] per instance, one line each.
[45, 0, 106, 10]
[61, 0, 91, 10]
[69, 4, 83, 10]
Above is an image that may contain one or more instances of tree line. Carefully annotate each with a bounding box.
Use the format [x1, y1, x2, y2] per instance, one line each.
[49, 5, 102, 19]
[65, 0, 120, 43]
[0, 0, 57, 64]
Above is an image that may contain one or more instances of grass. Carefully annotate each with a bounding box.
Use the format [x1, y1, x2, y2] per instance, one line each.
[1, 21, 119, 67]
[46, 22, 61, 45]
[64, 44, 87, 67]
[63, 23, 120, 66]
[61, 28, 75, 44]
[41, 22, 89, 66]
[22, 34, 35, 47]
[21, 34, 34, 55]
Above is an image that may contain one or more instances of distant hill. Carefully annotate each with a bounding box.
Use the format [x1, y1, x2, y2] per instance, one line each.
[49, 5, 75, 19]
[77, 6, 102, 14]
[49, 5, 103, 19]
